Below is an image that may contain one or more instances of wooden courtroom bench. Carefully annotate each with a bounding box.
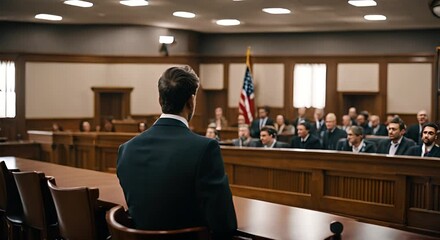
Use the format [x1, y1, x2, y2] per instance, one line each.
[221, 146, 440, 235]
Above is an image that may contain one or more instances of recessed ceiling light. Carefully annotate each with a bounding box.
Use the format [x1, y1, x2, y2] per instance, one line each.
[35, 14, 62, 21]
[348, 0, 377, 7]
[119, 0, 149, 7]
[364, 14, 386, 21]
[262, 8, 291, 14]
[159, 36, 175, 44]
[173, 11, 196, 18]
[64, 0, 93, 8]
[216, 19, 241, 26]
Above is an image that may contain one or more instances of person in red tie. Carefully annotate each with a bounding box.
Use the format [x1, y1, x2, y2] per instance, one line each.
[407, 122, 440, 158]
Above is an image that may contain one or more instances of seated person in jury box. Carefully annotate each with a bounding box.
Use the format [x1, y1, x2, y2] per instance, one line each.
[232, 124, 260, 147]
[369, 115, 388, 136]
[259, 126, 289, 148]
[290, 122, 322, 149]
[322, 113, 347, 150]
[250, 106, 274, 138]
[376, 117, 416, 156]
[116, 66, 237, 239]
[79, 120, 92, 132]
[406, 122, 440, 158]
[405, 110, 429, 144]
[205, 125, 220, 141]
[337, 126, 377, 153]
[274, 114, 295, 135]
[209, 107, 228, 130]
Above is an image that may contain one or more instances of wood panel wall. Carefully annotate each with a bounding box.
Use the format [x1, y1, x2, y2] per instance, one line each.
[0, 53, 435, 141]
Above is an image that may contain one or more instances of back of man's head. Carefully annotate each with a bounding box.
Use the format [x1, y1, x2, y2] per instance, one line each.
[158, 66, 199, 114]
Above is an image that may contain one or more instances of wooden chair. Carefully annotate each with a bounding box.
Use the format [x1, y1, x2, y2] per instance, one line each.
[47, 180, 113, 240]
[106, 205, 210, 240]
[0, 161, 25, 240]
[13, 171, 59, 240]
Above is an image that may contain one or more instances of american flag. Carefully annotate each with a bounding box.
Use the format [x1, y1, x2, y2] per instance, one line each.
[239, 48, 255, 124]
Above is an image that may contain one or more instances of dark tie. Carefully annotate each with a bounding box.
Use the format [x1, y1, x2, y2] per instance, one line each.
[424, 147, 429, 157]
[301, 140, 305, 148]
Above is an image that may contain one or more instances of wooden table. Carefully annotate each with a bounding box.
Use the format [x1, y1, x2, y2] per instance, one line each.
[2, 156, 438, 240]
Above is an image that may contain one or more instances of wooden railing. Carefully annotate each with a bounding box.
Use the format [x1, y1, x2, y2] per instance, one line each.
[221, 146, 440, 234]
[26, 130, 440, 234]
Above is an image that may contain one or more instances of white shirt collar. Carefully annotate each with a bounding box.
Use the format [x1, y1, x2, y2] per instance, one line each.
[265, 140, 277, 148]
[159, 113, 189, 128]
[301, 134, 310, 142]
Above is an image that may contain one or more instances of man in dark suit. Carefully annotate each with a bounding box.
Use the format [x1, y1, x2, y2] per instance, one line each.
[407, 122, 440, 158]
[250, 106, 274, 138]
[117, 66, 237, 239]
[377, 117, 416, 156]
[356, 111, 373, 135]
[291, 122, 322, 149]
[232, 124, 260, 147]
[322, 113, 347, 150]
[311, 108, 326, 138]
[338, 126, 377, 153]
[292, 107, 309, 130]
[405, 110, 428, 144]
[259, 126, 289, 148]
[370, 115, 388, 136]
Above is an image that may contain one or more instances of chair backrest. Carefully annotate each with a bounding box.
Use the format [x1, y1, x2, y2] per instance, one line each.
[106, 205, 210, 240]
[47, 180, 100, 240]
[0, 161, 23, 217]
[0, 162, 7, 211]
[13, 171, 58, 238]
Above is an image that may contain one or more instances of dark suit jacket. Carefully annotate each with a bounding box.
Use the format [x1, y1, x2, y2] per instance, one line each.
[290, 135, 322, 149]
[250, 117, 274, 138]
[272, 141, 290, 148]
[117, 118, 237, 238]
[338, 139, 377, 153]
[360, 124, 373, 135]
[310, 120, 327, 139]
[322, 128, 347, 150]
[406, 145, 440, 158]
[372, 124, 388, 136]
[232, 138, 260, 147]
[376, 137, 416, 156]
[405, 124, 422, 144]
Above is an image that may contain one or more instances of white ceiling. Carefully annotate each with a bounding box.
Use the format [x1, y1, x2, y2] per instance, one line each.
[0, 0, 439, 33]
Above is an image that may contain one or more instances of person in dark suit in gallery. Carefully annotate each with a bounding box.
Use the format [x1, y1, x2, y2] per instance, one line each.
[116, 66, 237, 239]
[292, 107, 309, 129]
[322, 113, 347, 150]
[338, 126, 377, 153]
[405, 110, 429, 145]
[290, 122, 322, 149]
[250, 106, 274, 138]
[376, 117, 416, 156]
[339, 114, 352, 133]
[407, 122, 440, 158]
[348, 107, 358, 126]
[370, 115, 388, 136]
[259, 126, 289, 148]
[311, 108, 326, 138]
[232, 124, 260, 147]
[356, 111, 373, 135]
